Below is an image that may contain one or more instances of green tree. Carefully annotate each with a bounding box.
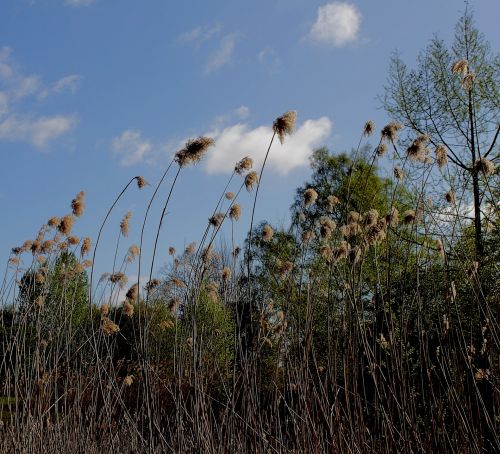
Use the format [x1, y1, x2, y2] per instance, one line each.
[383, 9, 499, 260]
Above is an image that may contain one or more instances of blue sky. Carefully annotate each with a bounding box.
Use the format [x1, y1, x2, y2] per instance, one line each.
[1, 0, 499, 283]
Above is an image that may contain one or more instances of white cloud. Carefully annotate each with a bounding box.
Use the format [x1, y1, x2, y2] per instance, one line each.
[38, 74, 82, 99]
[12, 75, 40, 100]
[0, 114, 77, 148]
[0, 46, 80, 148]
[65, 0, 96, 6]
[310, 2, 361, 47]
[204, 34, 238, 74]
[205, 116, 332, 175]
[111, 110, 332, 173]
[112, 130, 152, 166]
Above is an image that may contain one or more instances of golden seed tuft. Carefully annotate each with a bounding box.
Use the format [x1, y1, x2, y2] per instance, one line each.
[261, 224, 274, 242]
[71, 191, 85, 217]
[229, 203, 241, 221]
[273, 111, 297, 144]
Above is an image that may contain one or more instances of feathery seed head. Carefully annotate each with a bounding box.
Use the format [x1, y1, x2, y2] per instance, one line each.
[363, 120, 375, 136]
[71, 191, 85, 217]
[347, 211, 361, 223]
[221, 266, 231, 282]
[81, 237, 92, 256]
[31, 240, 42, 254]
[375, 143, 388, 157]
[209, 212, 225, 228]
[403, 210, 416, 224]
[462, 72, 476, 90]
[394, 166, 404, 180]
[185, 242, 196, 255]
[474, 158, 495, 176]
[102, 317, 120, 335]
[123, 300, 134, 317]
[406, 134, 430, 162]
[340, 223, 362, 238]
[126, 283, 139, 300]
[320, 245, 333, 263]
[381, 122, 403, 142]
[229, 203, 241, 221]
[68, 235, 80, 245]
[451, 59, 468, 76]
[364, 209, 379, 227]
[273, 111, 297, 144]
[109, 272, 127, 288]
[123, 375, 134, 386]
[120, 212, 132, 237]
[319, 217, 336, 239]
[48, 217, 60, 228]
[334, 241, 350, 260]
[325, 195, 340, 212]
[435, 145, 448, 168]
[385, 207, 399, 227]
[235, 156, 253, 175]
[175, 137, 214, 166]
[225, 192, 235, 200]
[21, 240, 33, 252]
[168, 246, 176, 256]
[171, 277, 186, 288]
[127, 245, 139, 262]
[58, 215, 75, 236]
[145, 279, 161, 291]
[9, 256, 20, 266]
[135, 176, 148, 189]
[261, 224, 274, 242]
[244, 171, 259, 191]
[303, 188, 318, 208]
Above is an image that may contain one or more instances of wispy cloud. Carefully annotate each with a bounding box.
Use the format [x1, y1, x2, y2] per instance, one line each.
[65, 0, 96, 7]
[0, 114, 77, 148]
[178, 24, 239, 75]
[38, 74, 82, 99]
[112, 130, 152, 166]
[177, 24, 222, 46]
[204, 33, 238, 74]
[0, 46, 79, 148]
[310, 2, 361, 47]
[204, 116, 332, 175]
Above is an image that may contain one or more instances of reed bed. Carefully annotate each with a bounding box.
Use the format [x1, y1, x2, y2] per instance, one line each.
[0, 97, 498, 454]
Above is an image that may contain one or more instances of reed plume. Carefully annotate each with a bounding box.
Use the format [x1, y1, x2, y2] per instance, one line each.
[273, 111, 297, 144]
[71, 191, 85, 217]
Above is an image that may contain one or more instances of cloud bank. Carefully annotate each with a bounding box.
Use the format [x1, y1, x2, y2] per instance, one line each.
[205, 117, 332, 175]
[0, 46, 79, 148]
